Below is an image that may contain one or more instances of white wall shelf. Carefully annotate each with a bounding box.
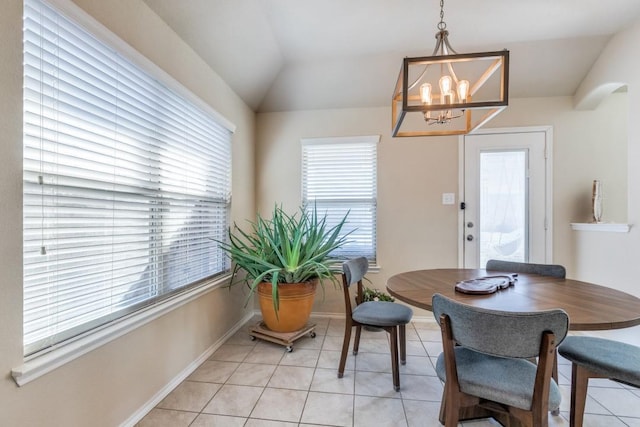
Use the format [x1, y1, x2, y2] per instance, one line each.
[570, 223, 631, 233]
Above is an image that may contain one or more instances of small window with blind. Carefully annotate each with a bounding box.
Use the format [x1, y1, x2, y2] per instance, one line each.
[301, 135, 379, 263]
[22, 0, 234, 356]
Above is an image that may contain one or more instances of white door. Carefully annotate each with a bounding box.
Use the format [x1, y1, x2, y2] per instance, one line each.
[462, 128, 551, 268]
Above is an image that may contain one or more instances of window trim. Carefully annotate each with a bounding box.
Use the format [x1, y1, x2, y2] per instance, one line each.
[16, 0, 236, 383]
[12, 273, 230, 386]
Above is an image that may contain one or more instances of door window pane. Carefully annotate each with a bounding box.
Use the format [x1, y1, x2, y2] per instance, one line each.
[479, 150, 527, 267]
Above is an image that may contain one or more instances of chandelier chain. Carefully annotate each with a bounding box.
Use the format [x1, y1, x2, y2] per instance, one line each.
[438, 0, 447, 31]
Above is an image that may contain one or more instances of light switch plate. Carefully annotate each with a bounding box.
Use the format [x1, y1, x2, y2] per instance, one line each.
[442, 193, 455, 205]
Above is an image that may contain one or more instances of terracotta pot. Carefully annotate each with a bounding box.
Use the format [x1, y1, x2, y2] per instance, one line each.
[257, 281, 317, 332]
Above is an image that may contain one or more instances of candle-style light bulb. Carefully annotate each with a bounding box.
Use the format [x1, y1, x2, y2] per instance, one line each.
[457, 80, 470, 103]
[439, 75, 453, 104]
[420, 83, 432, 105]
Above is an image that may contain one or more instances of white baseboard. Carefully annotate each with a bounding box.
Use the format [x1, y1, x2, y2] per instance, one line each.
[119, 310, 255, 427]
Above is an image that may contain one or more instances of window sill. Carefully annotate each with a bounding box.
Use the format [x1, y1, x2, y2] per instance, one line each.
[570, 223, 631, 233]
[11, 274, 231, 387]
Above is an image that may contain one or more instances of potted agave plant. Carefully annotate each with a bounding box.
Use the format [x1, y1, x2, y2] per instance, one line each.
[219, 204, 349, 333]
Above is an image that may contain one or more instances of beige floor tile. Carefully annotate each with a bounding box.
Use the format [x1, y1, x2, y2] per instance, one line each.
[279, 348, 320, 367]
[354, 371, 401, 398]
[403, 399, 442, 427]
[587, 386, 640, 417]
[326, 319, 347, 336]
[556, 364, 572, 386]
[548, 413, 570, 426]
[317, 349, 355, 371]
[399, 374, 444, 401]
[354, 352, 393, 373]
[141, 317, 635, 426]
[289, 333, 323, 350]
[558, 385, 612, 415]
[404, 327, 421, 341]
[190, 413, 247, 427]
[300, 391, 354, 426]
[188, 360, 239, 383]
[225, 329, 259, 346]
[246, 419, 298, 427]
[245, 342, 286, 364]
[309, 316, 331, 334]
[157, 381, 221, 412]
[202, 384, 263, 417]
[226, 362, 277, 387]
[210, 344, 254, 362]
[250, 387, 308, 422]
[619, 416, 640, 426]
[576, 414, 629, 426]
[422, 341, 443, 357]
[356, 336, 392, 353]
[353, 395, 407, 427]
[322, 334, 348, 351]
[310, 367, 355, 394]
[405, 339, 428, 356]
[400, 355, 437, 376]
[589, 378, 625, 388]
[136, 408, 198, 427]
[268, 365, 315, 390]
[416, 328, 442, 342]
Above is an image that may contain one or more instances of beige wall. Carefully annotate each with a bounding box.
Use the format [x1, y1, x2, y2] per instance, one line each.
[0, 0, 255, 425]
[255, 94, 628, 315]
[565, 17, 640, 298]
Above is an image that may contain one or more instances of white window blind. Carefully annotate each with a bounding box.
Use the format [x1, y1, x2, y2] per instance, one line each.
[301, 136, 378, 262]
[23, 0, 233, 356]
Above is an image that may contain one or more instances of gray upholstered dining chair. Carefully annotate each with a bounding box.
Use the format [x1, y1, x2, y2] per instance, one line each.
[432, 293, 569, 427]
[486, 259, 566, 278]
[486, 259, 568, 416]
[338, 257, 413, 391]
[558, 336, 640, 427]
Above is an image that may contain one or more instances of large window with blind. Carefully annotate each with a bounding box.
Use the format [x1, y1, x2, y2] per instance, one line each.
[301, 135, 378, 262]
[22, 0, 233, 356]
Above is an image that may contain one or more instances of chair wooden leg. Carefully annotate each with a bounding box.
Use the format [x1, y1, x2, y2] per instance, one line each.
[399, 324, 407, 365]
[353, 325, 362, 355]
[442, 383, 459, 427]
[551, 350, 559, 416]
[570, 364, 590, 427]
[438, 388, 447, 425]
[389, 325, 400, 391]
[338, 325, 352, 378]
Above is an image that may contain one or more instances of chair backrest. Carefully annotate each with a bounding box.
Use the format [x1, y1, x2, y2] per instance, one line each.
[341, 257, 368, 314]
[342, 257, 368, 288]
[486, 259, 566, 278]
[432, 293, 569, 359]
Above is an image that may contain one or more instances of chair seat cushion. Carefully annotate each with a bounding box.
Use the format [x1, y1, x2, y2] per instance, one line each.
[558, 336, 640, 387]
[352, 301, 413, 326]
[436, 347, 562, 411]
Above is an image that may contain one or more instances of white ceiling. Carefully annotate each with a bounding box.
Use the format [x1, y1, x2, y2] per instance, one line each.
[143, 0, 640, 113]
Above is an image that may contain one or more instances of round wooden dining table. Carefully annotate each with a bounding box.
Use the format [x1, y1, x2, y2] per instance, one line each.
[387, 268, 640, 330]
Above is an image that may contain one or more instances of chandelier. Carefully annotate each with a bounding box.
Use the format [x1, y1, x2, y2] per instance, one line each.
[392, 0, 509, 137]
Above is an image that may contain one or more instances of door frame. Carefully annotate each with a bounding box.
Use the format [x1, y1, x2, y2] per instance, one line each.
[457, 126, 554, 267]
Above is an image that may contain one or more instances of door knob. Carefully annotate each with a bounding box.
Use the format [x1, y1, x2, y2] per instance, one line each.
[466, 234, 474, 241]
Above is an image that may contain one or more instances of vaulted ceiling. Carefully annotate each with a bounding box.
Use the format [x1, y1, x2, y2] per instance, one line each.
[143, 0, 640, 113]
